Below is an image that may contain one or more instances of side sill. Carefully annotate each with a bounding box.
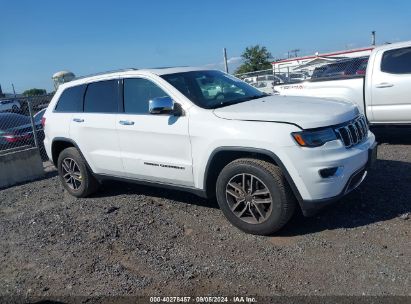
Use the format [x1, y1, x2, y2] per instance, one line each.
[94, 173, 208, 198]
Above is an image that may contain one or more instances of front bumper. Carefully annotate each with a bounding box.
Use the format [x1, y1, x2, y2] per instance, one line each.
[300, 140, 377, 216]
[277, 131, 376, 216]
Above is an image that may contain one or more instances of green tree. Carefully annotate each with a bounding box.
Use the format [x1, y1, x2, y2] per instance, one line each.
[235, 45, 272, 74]
[23, 88, 47, 96]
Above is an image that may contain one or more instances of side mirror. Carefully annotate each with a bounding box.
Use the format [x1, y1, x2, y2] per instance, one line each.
[149, 96, 175, 115]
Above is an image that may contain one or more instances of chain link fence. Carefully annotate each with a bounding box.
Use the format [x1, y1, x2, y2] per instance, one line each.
[234, 56, 369, 94]
[0, 94, 53, 160]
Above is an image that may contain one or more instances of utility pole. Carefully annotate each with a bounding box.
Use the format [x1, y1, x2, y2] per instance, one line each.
[288, 49, 300, 58]
[12, 83, 16, 97]
[371, 31, 376, 46]
[223, 48, 229, 73]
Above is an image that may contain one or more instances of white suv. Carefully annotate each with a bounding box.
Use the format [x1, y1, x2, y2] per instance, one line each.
[43, 67, 377, 235]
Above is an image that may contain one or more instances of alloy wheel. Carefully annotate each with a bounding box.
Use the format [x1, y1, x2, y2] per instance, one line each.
[225, 173, 273, 224]
[61, 157, 82, 190]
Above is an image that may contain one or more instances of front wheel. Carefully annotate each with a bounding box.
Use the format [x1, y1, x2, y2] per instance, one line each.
[216, 158, 296, 235]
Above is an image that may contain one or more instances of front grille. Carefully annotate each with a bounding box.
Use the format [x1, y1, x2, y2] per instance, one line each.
[335, 115, 368, 148]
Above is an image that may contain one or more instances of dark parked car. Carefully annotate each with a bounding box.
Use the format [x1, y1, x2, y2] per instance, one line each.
[313, 57, 369, 79]
[0, 112, 46, 158]
[0, 113, 34, 152]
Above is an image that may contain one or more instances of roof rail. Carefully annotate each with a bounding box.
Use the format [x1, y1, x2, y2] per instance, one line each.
[146, 65, 189, 69]
[74, 68, 138, 80]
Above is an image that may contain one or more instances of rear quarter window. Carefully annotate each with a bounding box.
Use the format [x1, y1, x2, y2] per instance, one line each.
[55, 85, 86, 112]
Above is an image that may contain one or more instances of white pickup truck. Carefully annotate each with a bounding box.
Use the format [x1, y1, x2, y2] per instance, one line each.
[275, 41, 411, 126]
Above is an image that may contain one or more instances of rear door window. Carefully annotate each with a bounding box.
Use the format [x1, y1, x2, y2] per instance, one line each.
[55, 85, 86, 112]
[381, 47, 411, 74]
[84, 80, 119, 113]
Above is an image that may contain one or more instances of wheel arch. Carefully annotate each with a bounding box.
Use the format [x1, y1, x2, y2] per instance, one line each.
[203, 147, 303, 204]
[51, 137, 93, 173]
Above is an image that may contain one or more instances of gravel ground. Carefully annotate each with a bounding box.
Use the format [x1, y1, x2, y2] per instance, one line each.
[0, 129, 410, 299]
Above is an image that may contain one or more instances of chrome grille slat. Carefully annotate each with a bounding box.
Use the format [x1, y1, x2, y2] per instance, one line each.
[358, 119, 366, 137]
[345, 126, 354, 147]
[335, 115, 368, 148]
[355, 121, 363, 138]
[352, 123, 360, 143]
[349, 125, 358, 144]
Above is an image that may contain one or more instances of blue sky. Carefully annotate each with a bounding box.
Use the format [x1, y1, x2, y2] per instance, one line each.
[1, 0, 410, 93]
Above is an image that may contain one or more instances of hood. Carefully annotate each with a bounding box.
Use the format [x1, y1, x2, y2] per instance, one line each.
[213, 95, 359, 129]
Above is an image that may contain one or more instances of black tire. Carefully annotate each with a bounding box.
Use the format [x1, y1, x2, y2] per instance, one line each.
[216, 158, 296, 235]
[57, 147, 99, 197]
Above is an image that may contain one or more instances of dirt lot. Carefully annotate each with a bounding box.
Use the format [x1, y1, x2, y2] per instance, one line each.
[0, 129, 410, 299]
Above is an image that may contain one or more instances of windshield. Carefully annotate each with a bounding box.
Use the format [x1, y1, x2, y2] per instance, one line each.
[161, 70, 267, 109]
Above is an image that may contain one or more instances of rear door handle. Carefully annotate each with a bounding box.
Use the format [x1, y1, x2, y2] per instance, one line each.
[119, 120, 135, 125]
[73, 118, 84, 123]
[375, 82, 394, 88]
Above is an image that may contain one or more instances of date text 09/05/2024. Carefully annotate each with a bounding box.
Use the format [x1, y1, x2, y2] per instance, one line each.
[149, 296, 257, 303]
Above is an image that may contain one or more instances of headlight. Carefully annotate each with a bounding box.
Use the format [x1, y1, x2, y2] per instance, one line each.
[291, 128, 337, 147]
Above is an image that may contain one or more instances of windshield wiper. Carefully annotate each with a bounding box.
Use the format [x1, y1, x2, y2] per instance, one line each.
[248, 94, 269, 99]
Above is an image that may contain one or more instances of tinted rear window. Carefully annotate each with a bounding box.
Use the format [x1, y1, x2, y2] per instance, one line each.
[84, 80, 119, 113]
[55, 85, 85, 112]
[381, 47, 411, 74]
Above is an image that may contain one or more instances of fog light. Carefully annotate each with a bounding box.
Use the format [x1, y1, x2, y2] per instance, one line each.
[319, 166, 343, 178]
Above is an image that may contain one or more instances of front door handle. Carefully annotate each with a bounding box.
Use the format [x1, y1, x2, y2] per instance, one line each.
[375, 82, 394, 88]
[73, 118, 84, 123]
[119, 120, 135, 125]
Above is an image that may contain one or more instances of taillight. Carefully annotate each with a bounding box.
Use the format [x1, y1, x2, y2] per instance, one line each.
[4, 133, 31, 143]
[4, 134, 18, 143]
[41, 117, 46, 128]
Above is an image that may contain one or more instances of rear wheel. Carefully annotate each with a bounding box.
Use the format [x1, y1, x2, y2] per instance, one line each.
[216, 158, 296, 235]
[57, 147, 99, 197]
